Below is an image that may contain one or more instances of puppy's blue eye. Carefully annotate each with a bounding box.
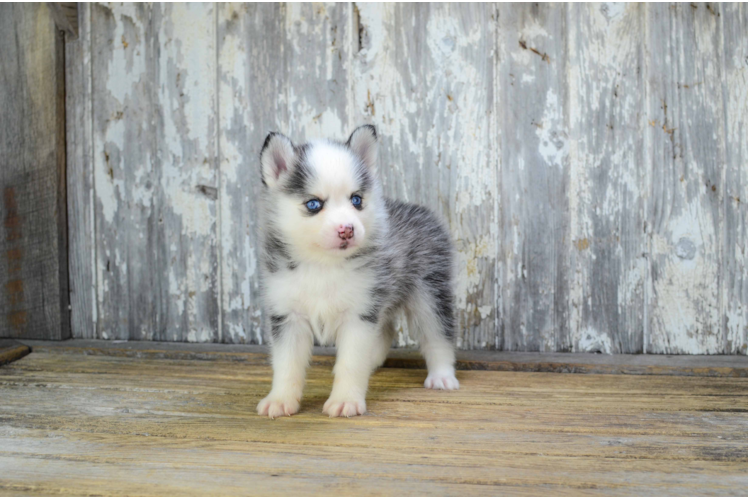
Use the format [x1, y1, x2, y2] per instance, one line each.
[351, 195, 362, 207]
[305, 199, 322, 212]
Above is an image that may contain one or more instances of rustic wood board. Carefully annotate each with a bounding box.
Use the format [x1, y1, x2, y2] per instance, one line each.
[567, 4, 647, 354]
[66, 2, 97, 340]
[216, 3, 353, 344]
[1, 351, 747, 495]
[89, 2, 154, 341]
[0, 340, 30, 366]
[0, 3, 69, 340]
[88, 3, 221, 342]
[49, 2, 79, 39]
[152, 3, 220, 343]
[721, 3, 748, 355]
[497, 3, 571, 352]
[20, 339, 748, 378]
[65, 3, 748, 354]
[216, 3, 285, 345]
[353, 3, 500, 349]
[645, 3, 726, 354]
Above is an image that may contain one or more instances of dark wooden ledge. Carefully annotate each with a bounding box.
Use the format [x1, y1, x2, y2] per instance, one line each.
[14, 339, 748, 377]
[0, 340, 32, 366]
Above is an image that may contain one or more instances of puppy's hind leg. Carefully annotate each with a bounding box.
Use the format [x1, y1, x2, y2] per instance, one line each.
[371, 315, 397, 368]
[407, 289, 459, 390]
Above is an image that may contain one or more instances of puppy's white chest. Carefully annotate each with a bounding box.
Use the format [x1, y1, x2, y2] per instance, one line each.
[267, 264, 369, 344]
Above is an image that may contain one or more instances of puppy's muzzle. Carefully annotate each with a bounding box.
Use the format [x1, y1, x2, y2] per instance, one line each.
[338, 224, 354, 249]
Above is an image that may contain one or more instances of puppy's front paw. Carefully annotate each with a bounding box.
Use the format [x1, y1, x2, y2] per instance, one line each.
[424, 371, 460, 390]
[257, 392, 300, 419]
[322, 396, 366, 418]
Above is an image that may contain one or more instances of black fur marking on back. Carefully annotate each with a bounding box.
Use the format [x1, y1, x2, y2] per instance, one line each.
[377, 198, 456, 340]
[359, 280, 392, 325]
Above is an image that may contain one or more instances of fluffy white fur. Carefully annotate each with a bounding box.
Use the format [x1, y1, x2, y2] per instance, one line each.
[256, 126, 458, 419]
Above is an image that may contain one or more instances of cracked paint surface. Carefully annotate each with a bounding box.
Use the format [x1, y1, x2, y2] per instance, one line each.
[67, 3, 748, 353]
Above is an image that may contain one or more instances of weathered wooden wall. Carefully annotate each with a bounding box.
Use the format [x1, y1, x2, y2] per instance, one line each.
[66, 2, 748, 354]
[1, 3, 70, 340]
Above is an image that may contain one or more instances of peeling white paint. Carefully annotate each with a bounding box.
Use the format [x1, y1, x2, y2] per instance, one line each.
[600, 3, 627, 21]
[536, 88, 568, 170]
[651, 199, 722, 354]
[69, 3, 745, 353]
[575, 327, 614, 353]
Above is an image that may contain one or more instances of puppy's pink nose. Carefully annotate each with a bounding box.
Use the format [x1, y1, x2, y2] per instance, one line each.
[338, 224, 354, 240]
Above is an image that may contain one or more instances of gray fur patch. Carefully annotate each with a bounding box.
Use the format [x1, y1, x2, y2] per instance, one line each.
[259, 132, 456, 345]
[270, 314, 287, 340]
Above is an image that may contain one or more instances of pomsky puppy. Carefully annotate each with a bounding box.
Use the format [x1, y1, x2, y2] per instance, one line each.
[256, 125, 459, 419]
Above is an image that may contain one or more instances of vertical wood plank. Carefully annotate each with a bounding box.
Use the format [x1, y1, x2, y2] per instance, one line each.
[218, 3, 285, 344]
[497, 4, 570, 351]
[91, 3, 219, 342]
[353, 3, 499, 349]
[66, 3, 97, 338]
[152, 3, 219, 342]
[0, 3, 69, 340]
[68, 2, 747, 353]
[218, 3, 350, 344]
[567, 3, 647, 353]
[91, 3, 154, 340]
[645, 3, 725, 354]
[721, 3, 748, 354]
[49, 3, 79, 40]
[285, 3, 351, 141]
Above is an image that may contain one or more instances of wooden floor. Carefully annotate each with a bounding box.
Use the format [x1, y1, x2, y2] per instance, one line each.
[1, 348, 747, 496]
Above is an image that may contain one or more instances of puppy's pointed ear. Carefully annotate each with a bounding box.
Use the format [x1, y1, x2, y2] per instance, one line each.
[260, 132, 295, 188]
[346, 125, 378, 173]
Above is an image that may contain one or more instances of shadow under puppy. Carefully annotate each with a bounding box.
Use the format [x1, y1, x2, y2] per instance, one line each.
[257, 125, 459, 419]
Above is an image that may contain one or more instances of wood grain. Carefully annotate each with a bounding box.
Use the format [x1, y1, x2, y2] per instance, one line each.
[721, 3, 748, 354]
[216, 3, 352, 344]
[0, 340, 30, 366]
[0, 3, 69, 340]
[567, 4, 647, 354]
[89, 3, 154, 340]
[645, 3, 726, 354]
[87, 4, 221, 342]
[1, 350, 747, 495]
[353, 3, 499, 348]
[65, 3, 748, 354]
[217, 3, 283, 344]
[66, 2, 97, 339]
[22, 339, 748, 378]
[498, 3, 571, 352]
[49, 2, 79, 39]
[152, 3, 220, 342]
